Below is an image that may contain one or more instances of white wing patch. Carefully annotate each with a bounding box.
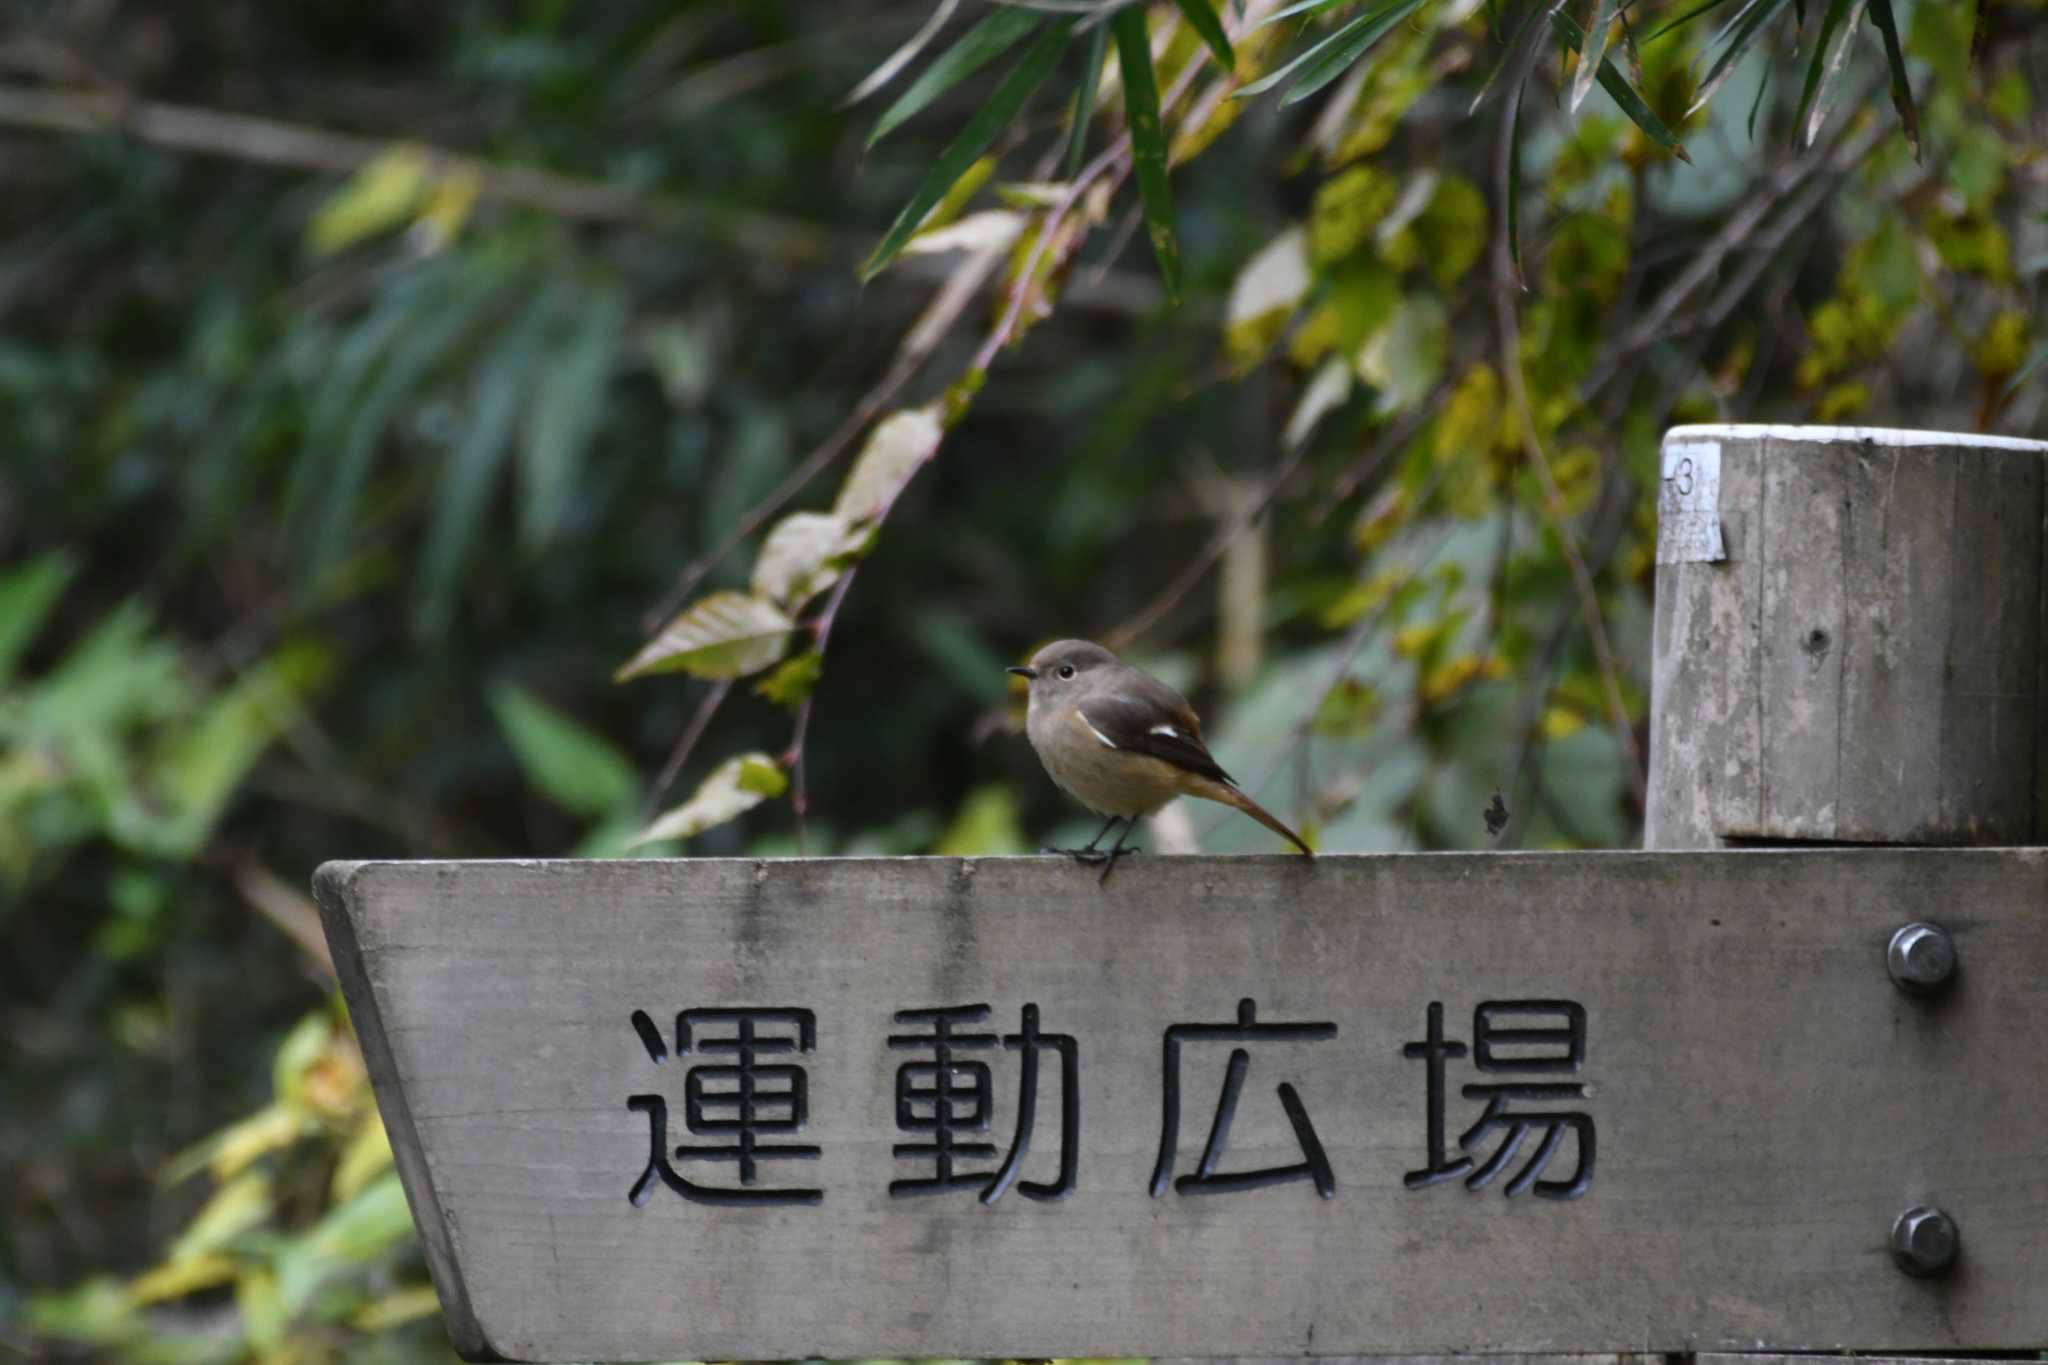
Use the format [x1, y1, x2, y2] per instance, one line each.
[1150, 724, 1183, 739]
[1079, 714, 1119, 750]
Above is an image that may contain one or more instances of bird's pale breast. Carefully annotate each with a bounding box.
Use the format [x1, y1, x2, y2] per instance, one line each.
[1027, 701, 1184, 817]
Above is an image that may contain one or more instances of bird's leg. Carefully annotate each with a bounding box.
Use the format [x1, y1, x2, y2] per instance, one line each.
[1047, 813, 1121, 864]
[1096, 817, 1142, 885]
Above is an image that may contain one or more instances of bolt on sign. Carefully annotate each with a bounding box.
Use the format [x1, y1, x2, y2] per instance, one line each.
[315, 852, 2048, 1364]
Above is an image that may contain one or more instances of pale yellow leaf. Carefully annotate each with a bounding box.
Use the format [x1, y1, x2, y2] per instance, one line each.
[306, 145, 429, 256]
[1226, 227, 1311, 329]
[615, 591, 793, 682]
[330, 1113, 394, 1205]
[167, 1171, 273, 1262]
[204, 1104, 305, 1183]
[630, 752, 788, 847]
[1282, 354, 1353, 450]
[350, 1283, 446, 1333]
[833, 406, 944, 522]
[126, 1251, 240, 1307]
[412, 166, 481, 253]
[749, 512, 870, 610]
[903, 209, 1028, 257]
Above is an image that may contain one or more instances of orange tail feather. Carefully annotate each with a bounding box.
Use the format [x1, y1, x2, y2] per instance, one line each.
[1185, 775, 1314, 856]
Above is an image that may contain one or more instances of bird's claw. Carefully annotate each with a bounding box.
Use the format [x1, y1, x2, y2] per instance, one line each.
[1095, 844, 1141, 885]
[1046, 844, 1108, 864]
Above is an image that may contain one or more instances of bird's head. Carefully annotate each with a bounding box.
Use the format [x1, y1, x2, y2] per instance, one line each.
[1008, 638, 1119, 702]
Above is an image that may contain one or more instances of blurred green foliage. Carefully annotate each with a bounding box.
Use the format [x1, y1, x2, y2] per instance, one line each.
[2, 0, 2044, 1360]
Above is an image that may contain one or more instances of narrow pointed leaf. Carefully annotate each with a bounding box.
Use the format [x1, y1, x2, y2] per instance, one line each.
[1795, 0, 1865, 147]
[1279, 0, 1430, 107]
[417, 284, 555, 632]
[862, 17, 1073, 281]
[843, 0, 961, 107]
[305, 269, 495, 591]
[1746, 55, 1773, 138]
[1507, 98, 1524, 274]
[1643, 0, 1744, 44]
[2003, 341, 2048, 396]
[1065, 22, 1110, 178]
[1689, 0, 1793, 115]
[490, 683, 638, 819]
[1114, 7, 1180, 302]
[1865, 0, 1919, 159]
[1174, 0, 1236, 71]
[1236, 0, 1388, 97]
[615, 591, 794, 682]
[1258, 0, 1354, 26]
[868, 7, 1043, 146]
[1467, 1, 1548, 114]
[0, 551, 77, 682]
[1553, 12, 1691, 158]
[519, 281, 624, 546]
[1571, 0, 1622, 114]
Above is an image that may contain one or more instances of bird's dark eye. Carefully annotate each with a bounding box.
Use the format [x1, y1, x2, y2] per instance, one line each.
[1058, 664, 1076, 680]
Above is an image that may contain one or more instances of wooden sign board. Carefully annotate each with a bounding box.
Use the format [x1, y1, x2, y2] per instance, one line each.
[314, 851, 2048, 1363]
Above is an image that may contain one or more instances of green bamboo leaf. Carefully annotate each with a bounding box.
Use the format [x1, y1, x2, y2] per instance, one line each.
[1065, 22, 1109, 178]
[1689, 0, 1793, 115]
[1174, 0, 1236, 71]
[1864, 0, 1919, 159]
[519, 279, 624, 546]
[1746, 55, 1773, 138]
[1278, 0, 1430, 107]
[843, 0, 962, 108]
[869, 7, 1044, 146]
[1794, 0, 1865, 146]
[490, 682, 638, 820]
[304, 267, 496, 592]
[0, 551, 77, 682]
[1571, 0, 1622, 114]
[1507, 98, 1524, 273]
[1644, 0, 1745, 43]
[1114, 7, 1179, 302]
[282, 267, 437, 543]
[1552, 12, 1691, 158]
[1258, 0, 1354, 27]
[416, 282, 558, 633]
[1236, 2, 1372, 96]
[1466, 0, 1546, 114]
[861, 17, 1074, 281]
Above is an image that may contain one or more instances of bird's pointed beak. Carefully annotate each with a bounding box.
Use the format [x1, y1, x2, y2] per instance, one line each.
[1007, 666, 1039, 680]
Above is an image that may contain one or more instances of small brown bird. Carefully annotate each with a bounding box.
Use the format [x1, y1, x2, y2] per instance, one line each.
[1008, 639, 1313, 882]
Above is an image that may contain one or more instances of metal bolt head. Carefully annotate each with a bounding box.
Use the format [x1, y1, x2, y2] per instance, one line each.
[1891, 1205, 1959, 1278]
[1887, 922, 1956, 994]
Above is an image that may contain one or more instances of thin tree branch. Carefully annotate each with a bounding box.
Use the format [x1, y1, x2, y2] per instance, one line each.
[643, 680, 734, 821]
[643, 240, 1011, 630]
[0, 84, 832, 260]
[1488, 23, 1646, 810]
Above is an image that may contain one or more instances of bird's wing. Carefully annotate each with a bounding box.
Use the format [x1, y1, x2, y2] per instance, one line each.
[1077, 688, 1234, 786]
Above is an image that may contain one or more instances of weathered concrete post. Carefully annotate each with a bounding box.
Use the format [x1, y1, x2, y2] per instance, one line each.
[1647, 424, 2048, 849]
